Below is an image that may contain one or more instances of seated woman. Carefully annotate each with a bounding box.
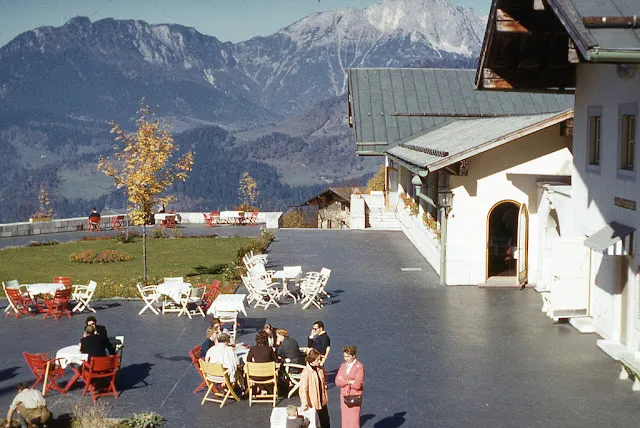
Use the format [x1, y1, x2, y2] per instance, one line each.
[246, 331, 277, 395]
[276, 328, 305, 371]
[199, 318, 222, 359]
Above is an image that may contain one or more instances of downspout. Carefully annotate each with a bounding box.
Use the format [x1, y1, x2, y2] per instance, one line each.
[412, 175, 447, 285]
[587, 48, 640, 63]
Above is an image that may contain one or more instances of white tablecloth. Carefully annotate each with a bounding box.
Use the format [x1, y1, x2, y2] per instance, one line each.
[26, 283, 66, 298]
[55, 345, 88, 369]
[156, 282, 191, 303]
[270, 407, 319, 428]
[233, 343, 250, 363]
[207, 294, 247, 316]
[272, 266, 302, 281]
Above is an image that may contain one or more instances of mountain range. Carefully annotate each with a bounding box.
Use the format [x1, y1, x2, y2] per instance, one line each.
[0, 0, 486, 223]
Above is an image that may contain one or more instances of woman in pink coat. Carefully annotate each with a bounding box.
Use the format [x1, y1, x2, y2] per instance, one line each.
[335, 346, 364, 428]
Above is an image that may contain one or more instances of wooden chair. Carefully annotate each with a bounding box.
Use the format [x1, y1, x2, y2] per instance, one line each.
[43, 288, 72, 320]
[71, 280, 97, 313]
[178, 286, 206, 319]
[283, 361, 306, 398]
[203, 213, 217, 227]
[4, 287, 36, 319]
[136, 283, 159, 315]
[199, 360, 241, 407]
[23, 352, 66, 396]
[88, 217, 101, 231]
[189, 345, 207, 394]
[245, 362, 278, 407]
[215, 310, 239, 342]
[161, 215, 177, 228]
[111, 215, 125, 230]
[3, 280, 24, 314]
[53, 276, 72, 288]
[200, 280, 221, 314]
[80, 355, 119, 401]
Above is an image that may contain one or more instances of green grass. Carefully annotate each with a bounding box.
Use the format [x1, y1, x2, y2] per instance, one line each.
[0, 236, 257, 298]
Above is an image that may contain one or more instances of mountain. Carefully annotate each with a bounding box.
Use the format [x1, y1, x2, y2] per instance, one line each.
[0, 0, 486, 223]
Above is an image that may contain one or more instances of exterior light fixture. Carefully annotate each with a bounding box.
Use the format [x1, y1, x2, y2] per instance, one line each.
[438, 189, 453, 216]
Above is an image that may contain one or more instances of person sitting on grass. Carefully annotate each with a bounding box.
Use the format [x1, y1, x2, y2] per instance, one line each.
[204, 333, 239, 383]
[5, 382, 52, 428]
[285, 404, 310, 428]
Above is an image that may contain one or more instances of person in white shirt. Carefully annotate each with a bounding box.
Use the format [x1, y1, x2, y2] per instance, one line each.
[5, 382, 51, 428]
[204, 333, 239, 383]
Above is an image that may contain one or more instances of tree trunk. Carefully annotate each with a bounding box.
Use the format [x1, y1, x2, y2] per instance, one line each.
[142, 224, 147, 282]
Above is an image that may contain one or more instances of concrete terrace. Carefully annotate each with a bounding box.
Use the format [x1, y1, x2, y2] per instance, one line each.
[1, 230, 639, 427]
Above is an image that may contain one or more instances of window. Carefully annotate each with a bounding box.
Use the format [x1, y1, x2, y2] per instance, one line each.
[620, 112, 636, 171]
[588, 114, 601, 166]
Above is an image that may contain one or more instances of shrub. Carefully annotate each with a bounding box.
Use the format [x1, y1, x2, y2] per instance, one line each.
[422, 212, 441, 241]
[82, 235, 114, 241]
[122, 412, 166, 428]
[222, 261, 237, 284]
[152, 228, 167, 239]
[282, 209, 312, 228]
[69, 249, 133, 264]
[71, 400, 114, 428]
[170, 227, 183, 238]
[28, 240, 59, 247]
[112, 231, 138, 243]
[367, 165, 385, 192]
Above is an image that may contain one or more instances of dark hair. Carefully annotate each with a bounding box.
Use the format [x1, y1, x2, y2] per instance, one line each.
[313, 321, 324, 329]
[255, 331, 269, 347]
[17, 382, 29, 391]
[343, 346, 357, 357]
[307, 349, 322, 364]
[263, 323, 273, 331]
[85, 316, 97, 325]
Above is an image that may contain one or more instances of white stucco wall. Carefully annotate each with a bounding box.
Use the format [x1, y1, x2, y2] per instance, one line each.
[447, 124, 572, 285]
[572, 63, 640, 347]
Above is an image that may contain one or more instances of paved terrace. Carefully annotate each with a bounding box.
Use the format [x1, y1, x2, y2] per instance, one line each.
[1, 230, 639, 427]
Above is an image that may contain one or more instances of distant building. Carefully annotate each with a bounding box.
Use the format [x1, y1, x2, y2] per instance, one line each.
[302, 187, 366, 229]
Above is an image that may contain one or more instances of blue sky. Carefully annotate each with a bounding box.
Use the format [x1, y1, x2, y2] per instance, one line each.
[0, 0, 490, 48]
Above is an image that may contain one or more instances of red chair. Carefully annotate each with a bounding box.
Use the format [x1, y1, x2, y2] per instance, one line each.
[189, 345, 207, 394]
[200, 280, 221, 313]
[53, 276, 71, 288]
[203, 213, 216, 227]
[23, 352, 66, 396]
[248, 210, 259, 225]
[88, 217, 101, 231]
[44, 288, 72, 320]
[5, 288, 36, 319]
[111, 215, 125, 230]
[160, 215, 177, 228]
[80, 355, 119, 401]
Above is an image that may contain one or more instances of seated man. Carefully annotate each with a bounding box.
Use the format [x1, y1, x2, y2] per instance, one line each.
[80, 325, 111, 360]
[204, 333, 239, 383]
[5, 382, 52, 428]
[276, 328, 305, 370]
[85, 316, 116, 355]
[307, 321, 330, 365]
[88, 208, 101, 230]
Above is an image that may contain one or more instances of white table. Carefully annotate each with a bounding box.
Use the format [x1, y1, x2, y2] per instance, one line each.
[273, 266, 302, 302]
[270, 407, 319, 428]
[55, 345, 88, 369]
[26, 283, 66, 298]
[233, 343, 250, 363]
[207, 294, 247, 316]
[219, 211, 247, 225]
[156, 282, 191, 303]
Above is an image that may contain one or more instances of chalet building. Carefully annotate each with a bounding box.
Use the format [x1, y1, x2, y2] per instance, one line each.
[302, 187, 366, 229]
[476, 0, 640, 363]
[348, 68, 573, 286]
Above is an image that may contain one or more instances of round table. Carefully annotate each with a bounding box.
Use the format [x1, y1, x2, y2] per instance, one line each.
[55, 344, 88, 369]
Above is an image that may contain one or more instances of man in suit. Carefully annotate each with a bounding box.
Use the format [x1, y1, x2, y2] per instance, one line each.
[85, 316, 115, 354]
[80, 325, 111, 360]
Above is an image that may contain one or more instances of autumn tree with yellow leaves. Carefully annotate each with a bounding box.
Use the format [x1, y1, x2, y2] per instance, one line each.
[238, 171, 259, 211]
[98, 101, 194, 281]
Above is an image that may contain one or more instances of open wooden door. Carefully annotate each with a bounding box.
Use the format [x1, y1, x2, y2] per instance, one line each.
[517, 203, 529, 287]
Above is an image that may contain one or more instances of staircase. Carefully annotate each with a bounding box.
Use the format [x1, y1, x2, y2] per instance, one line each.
[367, 206, 402, 230]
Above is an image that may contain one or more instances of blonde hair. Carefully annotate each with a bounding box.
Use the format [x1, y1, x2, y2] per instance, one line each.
[286, 405, 298, 417]
[276, 328, 289, 337]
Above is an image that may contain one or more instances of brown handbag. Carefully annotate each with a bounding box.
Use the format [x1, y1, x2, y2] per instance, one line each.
[343, 386, 362, 408]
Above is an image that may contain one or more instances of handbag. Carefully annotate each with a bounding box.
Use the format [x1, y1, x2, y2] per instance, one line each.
[343, 385, 362, 408]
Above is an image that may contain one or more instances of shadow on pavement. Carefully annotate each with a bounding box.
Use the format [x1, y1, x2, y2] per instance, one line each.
[373, 412, 407, 427]
[0, 367, 20, 382]
[118, 362, 154, 391]
[154, 353, 191, 363]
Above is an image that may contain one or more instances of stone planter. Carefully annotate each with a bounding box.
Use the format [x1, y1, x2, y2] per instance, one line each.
[29, 216, 52, 223]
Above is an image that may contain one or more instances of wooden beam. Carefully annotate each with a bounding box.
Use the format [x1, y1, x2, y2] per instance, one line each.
[583, 16, 640, 29]
[496, 8, 529, 33]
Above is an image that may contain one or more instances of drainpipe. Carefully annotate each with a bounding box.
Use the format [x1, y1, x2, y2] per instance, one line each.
[412, 175, 447, 285]
[587, 48, 640, 63]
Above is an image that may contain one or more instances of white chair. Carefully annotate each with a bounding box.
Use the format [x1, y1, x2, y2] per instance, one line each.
[178, 286, 206, 319]
[163, 276, 184, 284]
[244, 275, 280, 310]
[71, 280, 97, 313]
[214, 309, 239, 341]
[136, 282, 160, 315]
[319, 268, 331, 298]
[300, 272, 325, 310]
[283, 360, 306, 398]
[114, 335, 125, 369]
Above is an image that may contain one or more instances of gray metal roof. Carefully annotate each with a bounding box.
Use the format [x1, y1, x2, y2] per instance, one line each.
[348, 68, 574, 151]
[584, 221, 635, 253]
[547, 0, 640, 58]
[385, 110, 573, 174]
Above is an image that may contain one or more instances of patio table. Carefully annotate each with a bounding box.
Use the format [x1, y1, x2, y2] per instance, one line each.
[156, 282, 192, 304]
[270, 406, 319, 428]
[56, 344, 88, 392]
[272, 266, 302, 302]
[220, 211, 247, 225]
[26, 283, 66, 298]
[207, 294, 247, 316]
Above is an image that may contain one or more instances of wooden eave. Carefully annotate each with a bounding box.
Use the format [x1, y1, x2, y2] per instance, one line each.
[475, 0, 578, 93]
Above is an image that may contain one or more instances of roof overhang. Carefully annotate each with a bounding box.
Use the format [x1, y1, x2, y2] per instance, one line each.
[584, 222, 635, 256]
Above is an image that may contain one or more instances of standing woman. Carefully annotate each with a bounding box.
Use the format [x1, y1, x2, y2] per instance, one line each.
[335, 346, 364, 428]
[299, 349, 330, 427]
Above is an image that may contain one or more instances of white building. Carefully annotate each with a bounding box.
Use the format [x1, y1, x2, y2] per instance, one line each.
[348, 68, 574, 286]
[476, 0, 640, 366]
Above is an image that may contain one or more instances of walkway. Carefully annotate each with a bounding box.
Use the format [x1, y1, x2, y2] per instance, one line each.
[0, 230, 637, 427]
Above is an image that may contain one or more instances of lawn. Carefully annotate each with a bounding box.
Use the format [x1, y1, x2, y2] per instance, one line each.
[0, 235, 258, 298]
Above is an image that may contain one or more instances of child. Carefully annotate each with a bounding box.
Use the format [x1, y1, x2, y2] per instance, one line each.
[285, 405, 310, 428]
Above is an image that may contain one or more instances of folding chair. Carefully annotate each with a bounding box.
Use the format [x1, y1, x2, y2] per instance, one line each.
[200, 280, 221, 313]
[111, 215, 125, 230]
[215, 310, 239, 342]
[190, 345, 207, 394]
[136, 282, 159, 315]
[113, 336, 125, 370]
[71, 280, 97, 313]
[43, 288, 72, 320]
[5, 287, 36, 319]
[245, 362, 278, 407]
[3, 280, 23, 314]
[54, 276, 72, 288]
[247, 211, 259, 225]
[247, 276, 280, 310]
[80, 355, 119, 401]
[23, 352, 66, 396]
[88, 217, 101, 231]
[179, 286, 206, 319]
[203, 213, 217, 227]
[283, 361, 306, 398]
[199, 360, 241, 407]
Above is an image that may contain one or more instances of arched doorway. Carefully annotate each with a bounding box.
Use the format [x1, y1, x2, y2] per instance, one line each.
[487, 201, 520, 279]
